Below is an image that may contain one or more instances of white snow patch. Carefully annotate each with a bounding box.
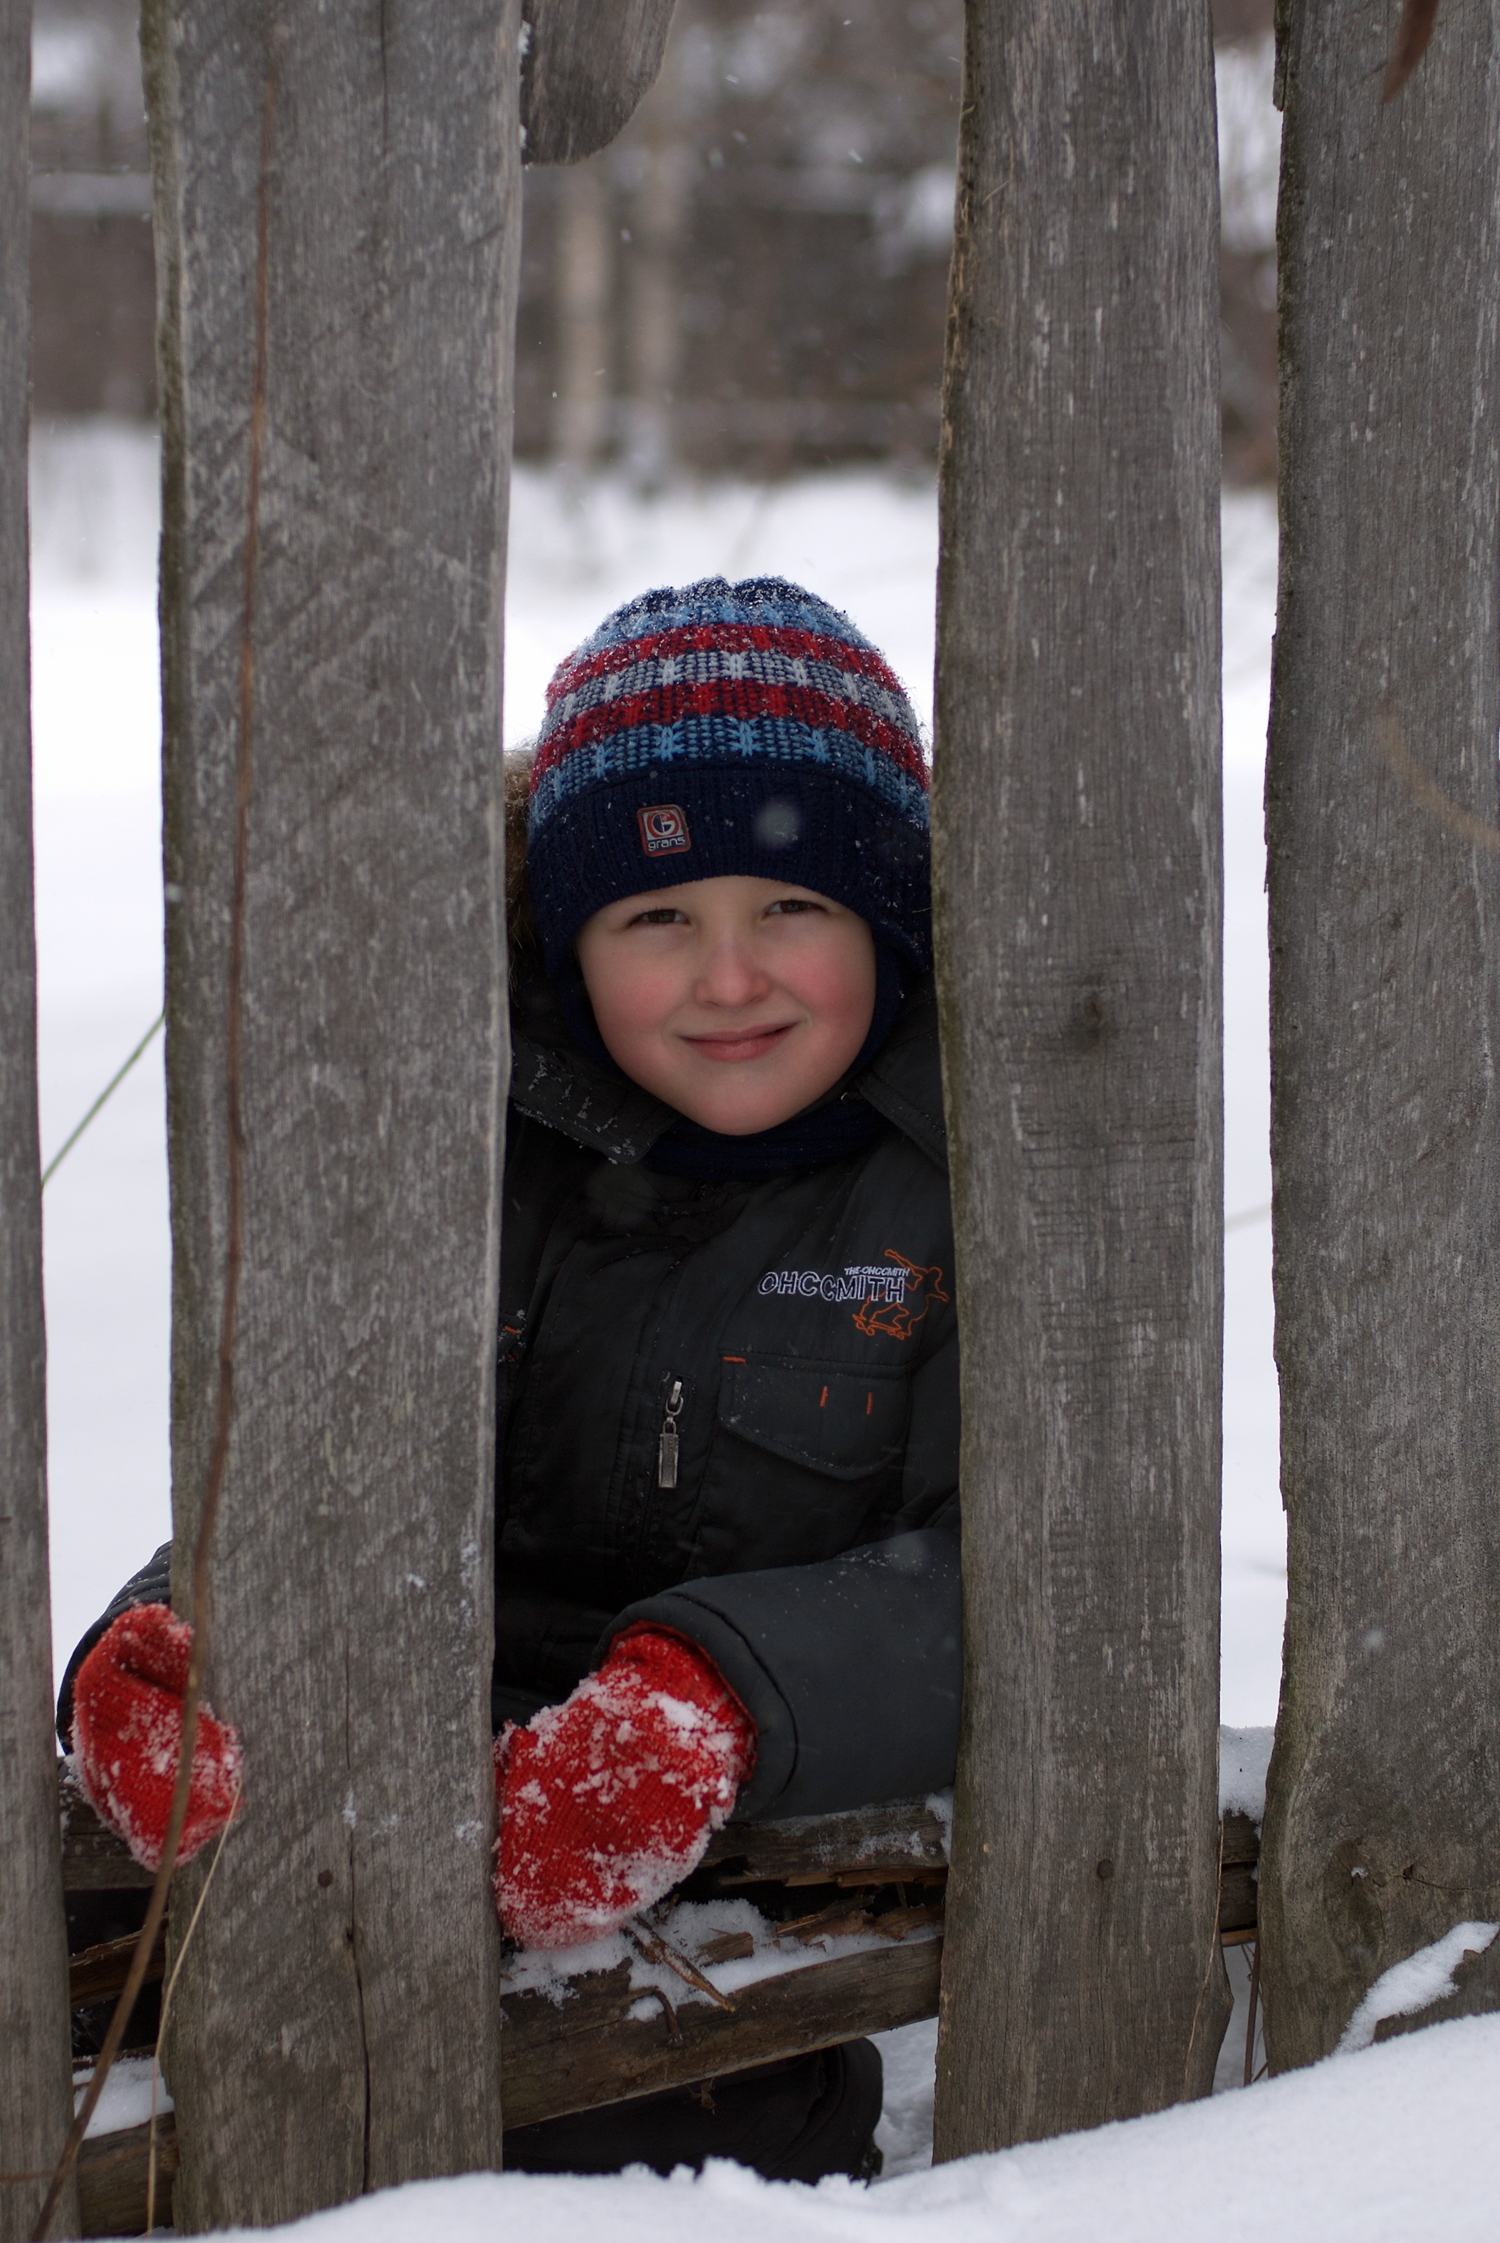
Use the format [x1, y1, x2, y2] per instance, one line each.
[922, 1790, 952, 1861]
[1336, 1923, 1499, 2055]
[871, 2016, 938, 2177]
[1218, 1725, 1274, 1821]
[74, 2055, 171, 2140]
[1216, 33, 1280, 254]
[162, 2013, 1500, 2241]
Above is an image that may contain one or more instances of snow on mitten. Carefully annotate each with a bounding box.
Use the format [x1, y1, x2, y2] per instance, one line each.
[494, 1624, 756, 1949]
[71, 1604, 244, 1872]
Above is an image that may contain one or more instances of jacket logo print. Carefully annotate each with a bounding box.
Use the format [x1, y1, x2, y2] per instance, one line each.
[757, 1248, 950, 1342]
[851, 1250, 950, 1342]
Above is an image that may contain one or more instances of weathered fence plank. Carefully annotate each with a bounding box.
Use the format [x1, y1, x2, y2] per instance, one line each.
[930, 0, 1227, 2152]
[521, 0, 677, 166]
[142, 1, 521, 2221]
[0, 3, 79, 2235]
[1261, 0, 1500, 2067]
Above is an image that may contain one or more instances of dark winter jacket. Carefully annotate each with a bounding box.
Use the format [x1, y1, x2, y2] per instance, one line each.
[61, 969, 962, 1823]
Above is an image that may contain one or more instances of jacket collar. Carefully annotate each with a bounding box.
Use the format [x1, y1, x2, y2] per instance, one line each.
[850, 975, 947, 1172]
[508, 960, 948, 1174]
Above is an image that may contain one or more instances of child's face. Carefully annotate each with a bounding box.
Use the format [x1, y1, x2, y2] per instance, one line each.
[575, 875, 877, 1135]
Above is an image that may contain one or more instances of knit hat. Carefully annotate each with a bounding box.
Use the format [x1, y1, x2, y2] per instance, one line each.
[526, 576, 931, 977]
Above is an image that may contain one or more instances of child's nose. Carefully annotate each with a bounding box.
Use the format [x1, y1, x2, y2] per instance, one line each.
[696, 934, 771, 1007]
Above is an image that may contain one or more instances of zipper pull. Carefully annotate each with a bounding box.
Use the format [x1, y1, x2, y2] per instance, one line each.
[657, 1379, 684, 1489]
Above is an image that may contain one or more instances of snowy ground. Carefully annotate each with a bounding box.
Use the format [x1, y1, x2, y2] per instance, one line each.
[31, 420, 1285, 1724]
[75, 2017, 1500, 2241]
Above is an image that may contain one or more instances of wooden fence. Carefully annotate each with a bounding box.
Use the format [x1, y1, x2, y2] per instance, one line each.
[3, 0, 1499, 2232]
[54, 1779, 1261, 2236]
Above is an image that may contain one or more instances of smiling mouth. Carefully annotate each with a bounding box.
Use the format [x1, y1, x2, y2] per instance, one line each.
[682, 1023, 796, 1062]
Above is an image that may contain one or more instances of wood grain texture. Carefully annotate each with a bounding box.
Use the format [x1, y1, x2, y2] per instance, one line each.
[701, 1797, 949, 1883]
[67, 1926, 168, 2011]
[0, 2, 79, 2233]
[142, 0, 520, 2220]
[499, 1933, 944, 2129]
[1261, 0, 1500, 2070]
[521, 0, 677, 165]
[58, 1771, 153, 1892]
[77, 2125, 178, 2243]
[929, 0, 1227, 2154]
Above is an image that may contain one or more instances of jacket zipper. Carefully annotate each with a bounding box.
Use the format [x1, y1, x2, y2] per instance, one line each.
[657, 1377, 684, 1489]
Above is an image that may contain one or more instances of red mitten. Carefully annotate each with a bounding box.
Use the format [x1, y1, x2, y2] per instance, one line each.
[71, 1605, 244, 1872]
[494, 1625, 756, 1949]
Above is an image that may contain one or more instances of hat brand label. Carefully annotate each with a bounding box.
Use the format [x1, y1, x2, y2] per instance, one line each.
[638, 804, 692, 856]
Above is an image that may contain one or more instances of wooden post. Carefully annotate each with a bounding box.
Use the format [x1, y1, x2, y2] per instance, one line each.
[146, 2, 519, 2222]
[0, 4, 79, 2237]
[930, 0, 1227, 2153]
[1260, 0, 1500, 2066]
[148, 2, 679, 2222]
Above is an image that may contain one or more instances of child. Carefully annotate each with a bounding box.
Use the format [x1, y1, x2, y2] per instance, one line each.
[63, 576, 961, 2184]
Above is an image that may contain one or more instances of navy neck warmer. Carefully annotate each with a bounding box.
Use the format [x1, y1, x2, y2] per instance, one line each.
[554, 947, 907, 1182]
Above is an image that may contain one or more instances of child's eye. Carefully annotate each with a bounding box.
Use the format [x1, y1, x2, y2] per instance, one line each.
[766, 897, 822, 917]
[630, 907, 686, 926]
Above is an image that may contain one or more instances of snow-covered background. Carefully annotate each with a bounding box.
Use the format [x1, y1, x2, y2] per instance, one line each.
[31, 422, 1283, 1722]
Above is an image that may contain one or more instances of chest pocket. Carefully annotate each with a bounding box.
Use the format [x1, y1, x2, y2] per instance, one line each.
[683, 1358, 911, 1579]
[720, 1359, 909, 1478]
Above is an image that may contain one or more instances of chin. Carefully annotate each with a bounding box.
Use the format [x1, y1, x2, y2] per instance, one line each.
[676, 1081, 805, 1135]
[683, 1106, 784, 1136]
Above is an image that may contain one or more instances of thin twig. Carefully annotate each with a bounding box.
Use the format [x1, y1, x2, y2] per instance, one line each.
[41, 1011, 165, 1187]
[29, 51, 277, 2242]
[644, 1986, 684, 2045]
[625, 1922, 736, 2013]
[1243, 1939, 1262, 2089]
[1379, 701, 1500, 854]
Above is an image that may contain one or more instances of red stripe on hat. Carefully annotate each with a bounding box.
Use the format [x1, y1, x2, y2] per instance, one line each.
[533, 676, 931, 789]
[547, 621, 913, 714]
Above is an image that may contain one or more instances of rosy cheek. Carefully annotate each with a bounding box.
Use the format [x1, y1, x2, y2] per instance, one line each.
[590, 966, 678, 1044]
[800, 950, 874, 1031]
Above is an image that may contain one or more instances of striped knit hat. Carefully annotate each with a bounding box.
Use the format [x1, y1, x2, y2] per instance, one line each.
[526, 576, 931, 978]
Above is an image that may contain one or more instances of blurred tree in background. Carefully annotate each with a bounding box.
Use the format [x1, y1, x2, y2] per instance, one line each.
[28, 0, 1277, 479]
